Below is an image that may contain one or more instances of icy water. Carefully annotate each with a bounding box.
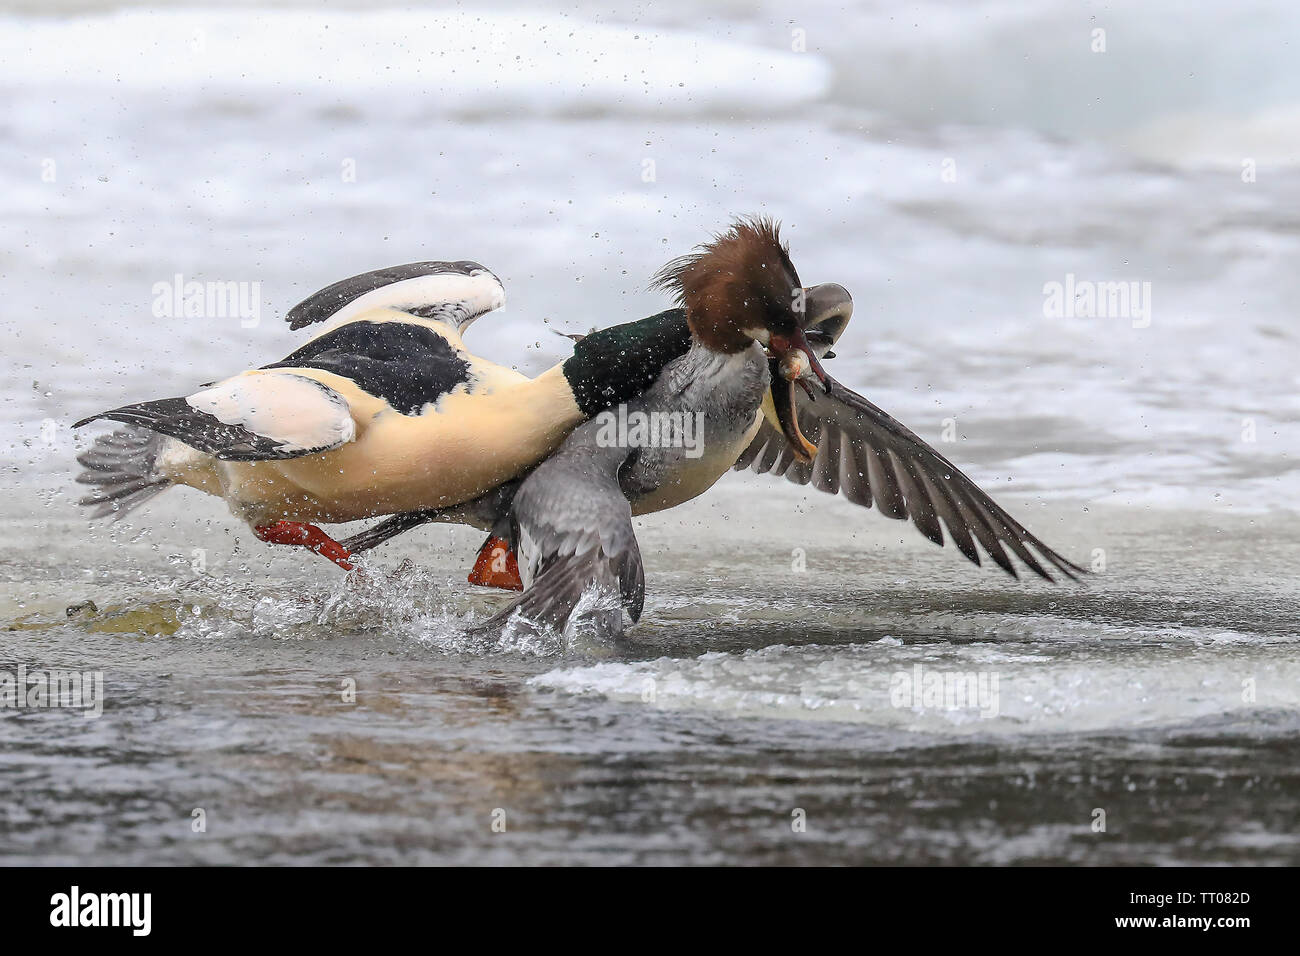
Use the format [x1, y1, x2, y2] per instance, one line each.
[4, 493, 1300, 864]
[3, 0, 1300, 864]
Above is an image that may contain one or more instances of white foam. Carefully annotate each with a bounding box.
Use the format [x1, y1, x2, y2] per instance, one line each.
[532, 638, 1300, 734]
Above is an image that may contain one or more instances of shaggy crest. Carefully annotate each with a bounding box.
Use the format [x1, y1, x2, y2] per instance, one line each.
[652, 217, 803, 353]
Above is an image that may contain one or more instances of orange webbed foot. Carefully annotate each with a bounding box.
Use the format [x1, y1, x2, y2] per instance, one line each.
[254, 520, 355, 571]
[467, 534, 523, 591]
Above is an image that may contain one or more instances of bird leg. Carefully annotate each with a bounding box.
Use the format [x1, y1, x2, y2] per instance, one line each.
[254, 520, 355, 571]
[467, 534, 523, 591]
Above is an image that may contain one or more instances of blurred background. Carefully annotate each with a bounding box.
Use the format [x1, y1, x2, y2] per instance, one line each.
[2, 0, 1297, 507]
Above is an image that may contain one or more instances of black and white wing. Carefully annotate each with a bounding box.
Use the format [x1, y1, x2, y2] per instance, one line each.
[74, 371, 355, 461]
[285, 260, 505, 331]
[475, 439, 644, 638]
[736, 376, 1085, 581]
[269, 261, 512, 416]
[77, 262, 505, 465]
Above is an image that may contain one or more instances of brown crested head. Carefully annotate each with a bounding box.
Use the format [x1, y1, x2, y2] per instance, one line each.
[652, 216, 803, 353]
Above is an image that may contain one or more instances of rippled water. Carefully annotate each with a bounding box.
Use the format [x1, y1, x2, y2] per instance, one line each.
[4, 488, 1298, 864]
[3, 0, 1299, 864]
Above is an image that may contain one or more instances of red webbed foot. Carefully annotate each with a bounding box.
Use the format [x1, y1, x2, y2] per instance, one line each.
[467, 534, 523, 591]
[254, 520, 355, 571]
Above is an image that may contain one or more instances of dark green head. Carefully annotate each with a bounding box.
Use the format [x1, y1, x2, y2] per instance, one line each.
[560, 309, 692, 417]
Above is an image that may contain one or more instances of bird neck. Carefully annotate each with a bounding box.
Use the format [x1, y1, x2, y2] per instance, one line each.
[560, 308, 693, 417]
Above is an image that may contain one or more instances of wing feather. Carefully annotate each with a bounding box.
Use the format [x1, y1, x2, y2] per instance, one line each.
[735, 376, 1084, 581]
[75, 371, 354, 461]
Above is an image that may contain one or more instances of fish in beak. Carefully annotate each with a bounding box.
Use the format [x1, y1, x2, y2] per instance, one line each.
[766, 283, 851, 463]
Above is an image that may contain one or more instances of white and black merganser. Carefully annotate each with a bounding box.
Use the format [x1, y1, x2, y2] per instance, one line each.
[343, 218, 1083, 637]
[74, 260, 708, 572]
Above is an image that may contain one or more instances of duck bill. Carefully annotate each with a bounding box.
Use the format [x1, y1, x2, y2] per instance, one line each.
[768, 329, 829, 464]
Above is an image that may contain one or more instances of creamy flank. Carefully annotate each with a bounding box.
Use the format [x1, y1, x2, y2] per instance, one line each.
[151, 306, 583, 525]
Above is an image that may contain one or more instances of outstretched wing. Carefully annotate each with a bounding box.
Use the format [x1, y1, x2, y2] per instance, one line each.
[736, 376, 1084, 581]
[74, 370, 355, 461]
[475, 438, 643, 638]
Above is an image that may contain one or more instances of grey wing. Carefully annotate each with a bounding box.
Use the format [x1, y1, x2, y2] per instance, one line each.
[735, 376, 1085, 582]
[475, 440, 644, 638]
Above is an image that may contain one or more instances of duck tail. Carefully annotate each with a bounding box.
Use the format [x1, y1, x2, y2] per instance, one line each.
[74, 426, 172, 520]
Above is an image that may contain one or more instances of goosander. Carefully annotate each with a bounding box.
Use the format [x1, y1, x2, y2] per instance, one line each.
[346, 218, 1083, 637]
[74, 260, 702, 571]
